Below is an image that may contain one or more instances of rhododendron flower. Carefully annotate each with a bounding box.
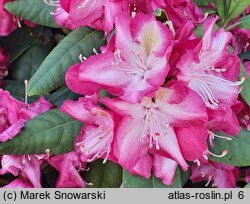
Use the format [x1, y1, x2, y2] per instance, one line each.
[48, 151, 87, 188]
[0, 0, 17, 36]
[102, 86, 207, 181]
[190, 161, 239, 188]
[161, 0, 205, 31]
[49, 0, 166, 36]
[231, 27, 250, 53]
[0, 155, 44, 188]
[0, 89, 54, 142]
[0, 89, 26, 142]
[78, 13, 173, 103]
[61, 98, 117, 163]
[0, 92, 53, 187]
[3, 178, 33, 188]
[177, 16, 242, 110]
[0, 0, 36, 36]
[152, 155, 179, 185]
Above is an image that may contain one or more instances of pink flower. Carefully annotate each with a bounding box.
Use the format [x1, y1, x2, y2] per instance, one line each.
[0, 48, 9, 87]
[102, 85, 207, 182]
[0, 0, 17, 36]
[152, 155, 178, 185]
[0, 92, 54, 188]
[65, 63, 100, 101]
[161, 0, 205, 31]
[61, 98, 117, 163]
[177, 16, 242, 109]
[3, 178, 33, 188]
[231, 27, 250, 53]
[0, 155, 44, 188]
[48, 151, 87, 188]
[78, 13, 173, 103]
[0, 89, 26, 142]
[190, 161, 239, 188]
[0, 90, 54, 142]
[50, 0, 165, 36]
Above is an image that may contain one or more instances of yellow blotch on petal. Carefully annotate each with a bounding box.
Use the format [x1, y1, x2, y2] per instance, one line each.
[141, 23, 159, 56]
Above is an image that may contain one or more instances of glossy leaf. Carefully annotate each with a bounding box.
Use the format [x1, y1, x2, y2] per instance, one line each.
[4, 0, 60, 28]
[0, 109, 82, 155]
[83, 159, 123, 188]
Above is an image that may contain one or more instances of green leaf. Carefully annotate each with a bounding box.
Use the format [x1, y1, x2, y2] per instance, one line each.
[0, 109, 82, 155]
[237, 15, 250, 29]
[218, 0, 250, 27]
[215, 0, 230, 22]
[10, 42, 53, 82]
[83, 159, 122, 188]
[239, 63, 250, 107]
[227, 15, 250, 30]
[4, 0, 60, 28]
[238, 51, 250, 61]
[226, 0, 250, 24]
[28, 27, 105, 96]
[48, 85, 79, 108]
[193, 0, 215, 7]
[209, 128, 250, 166]
[3, 80, 25, 101]
[123, 166, 190, 188]
[245, 184, 250, 188]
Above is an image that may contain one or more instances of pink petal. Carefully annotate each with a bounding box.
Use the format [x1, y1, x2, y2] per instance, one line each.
[152, 154, 178, 185]
[175, 126, 208, 162]
[66, 63, 100, 96]
[130, 154, 152, 179]
[157, 126, 189, 171]
[113, 116, 150, 170]
[49, 151, 86, 188]
[0, 119, 24, 142]
[3, 179, 33, 188]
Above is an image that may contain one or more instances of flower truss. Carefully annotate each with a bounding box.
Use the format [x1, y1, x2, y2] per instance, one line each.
[0, 0, 250, 188]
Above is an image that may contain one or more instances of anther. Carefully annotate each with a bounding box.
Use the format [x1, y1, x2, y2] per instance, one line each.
[194, 159, 201, 166]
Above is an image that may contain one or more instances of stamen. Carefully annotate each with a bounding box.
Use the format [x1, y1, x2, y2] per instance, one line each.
[79, 54, 87, 62]
[203, 153, 209, 160]
[209, 132, 232, 141]
[45, 149, 51, 158]
[44, 0, 60, 6]
[208, 150, 228, 158]
[24, 80, 28, 105]
[205, 176, 212, 187]
[93, 48, 99, 55]
[194, 159, 201, 166]
[22, 155, 26, 164]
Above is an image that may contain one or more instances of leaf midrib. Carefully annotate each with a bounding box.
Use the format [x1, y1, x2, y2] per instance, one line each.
[0, 120, 80, 153]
